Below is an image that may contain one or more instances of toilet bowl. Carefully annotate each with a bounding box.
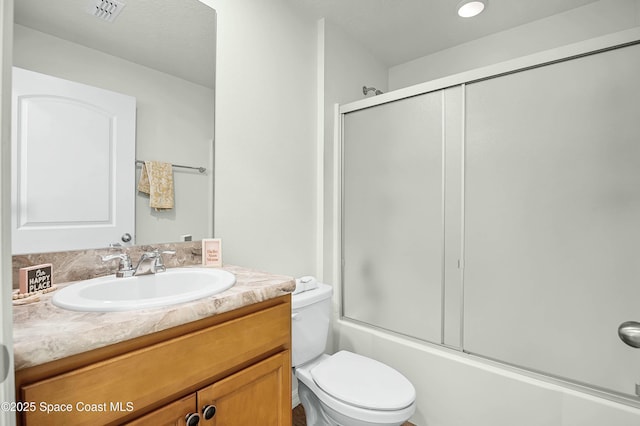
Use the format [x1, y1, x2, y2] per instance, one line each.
[292, 280, 416, 426]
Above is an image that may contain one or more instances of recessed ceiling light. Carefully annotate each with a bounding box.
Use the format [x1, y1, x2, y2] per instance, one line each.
[457, 0, 486, 18]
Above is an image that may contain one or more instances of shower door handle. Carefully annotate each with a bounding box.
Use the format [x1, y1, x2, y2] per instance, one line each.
[618, 321, 640, 348]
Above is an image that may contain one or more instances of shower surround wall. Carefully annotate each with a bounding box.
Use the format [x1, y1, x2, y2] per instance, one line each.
[336, 30, 640, 425]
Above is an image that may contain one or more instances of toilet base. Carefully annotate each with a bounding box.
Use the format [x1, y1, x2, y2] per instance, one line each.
[298, 380, 334, 426]
[297, 380, 409, 426]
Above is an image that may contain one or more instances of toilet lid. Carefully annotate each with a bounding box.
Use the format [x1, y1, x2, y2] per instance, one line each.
[310, 351, 415, 411]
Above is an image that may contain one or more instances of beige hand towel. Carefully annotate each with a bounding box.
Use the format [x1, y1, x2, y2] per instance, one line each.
[137, 161, 175, 210]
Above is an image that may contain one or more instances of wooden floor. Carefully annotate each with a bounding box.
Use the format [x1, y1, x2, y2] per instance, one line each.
[292, 404, 306, 426]
[293, 404, 415, 425]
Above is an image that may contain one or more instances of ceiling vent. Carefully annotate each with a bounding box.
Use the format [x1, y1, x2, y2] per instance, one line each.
[87, 0, 126, 23]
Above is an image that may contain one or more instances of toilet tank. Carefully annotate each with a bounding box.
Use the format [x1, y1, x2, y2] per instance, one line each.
[291, 282, 333, 367]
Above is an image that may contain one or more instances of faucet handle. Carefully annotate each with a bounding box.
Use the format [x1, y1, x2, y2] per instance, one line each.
[101, 253, 134, 277]
[154, 250, 176, 273]
[101, 253, 132, 267]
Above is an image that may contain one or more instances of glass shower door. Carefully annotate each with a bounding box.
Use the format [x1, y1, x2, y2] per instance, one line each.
[463, 42, 640, 397]
[342, 91, 444, 343]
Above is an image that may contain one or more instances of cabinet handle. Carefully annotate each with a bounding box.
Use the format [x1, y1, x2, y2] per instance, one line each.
[185, 412, 200, 426]
[202, 404, 217, 420]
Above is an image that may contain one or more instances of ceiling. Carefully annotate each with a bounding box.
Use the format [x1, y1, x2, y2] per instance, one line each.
[288, 0, 601, 67]
[14, 0, 601, 86]
[14, 0, 216, 88]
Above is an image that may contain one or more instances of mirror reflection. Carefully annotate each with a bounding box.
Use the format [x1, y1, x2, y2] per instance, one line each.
[12, 0, 216, 253]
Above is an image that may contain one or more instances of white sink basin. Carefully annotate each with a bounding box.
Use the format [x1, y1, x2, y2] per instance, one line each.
[52, 268, 236, 312]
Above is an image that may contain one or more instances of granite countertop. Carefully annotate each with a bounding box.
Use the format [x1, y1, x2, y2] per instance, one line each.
[13, 265, 295, 371]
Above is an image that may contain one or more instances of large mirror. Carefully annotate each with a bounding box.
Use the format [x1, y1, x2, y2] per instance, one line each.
[12, 0, 216, 253]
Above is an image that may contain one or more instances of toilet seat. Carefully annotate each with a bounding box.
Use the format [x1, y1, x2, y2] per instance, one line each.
[311, 351, 415, 411]
[296, 353, 416, 425]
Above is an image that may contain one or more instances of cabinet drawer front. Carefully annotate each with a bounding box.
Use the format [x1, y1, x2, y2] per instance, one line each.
[21, 302, 290, 425]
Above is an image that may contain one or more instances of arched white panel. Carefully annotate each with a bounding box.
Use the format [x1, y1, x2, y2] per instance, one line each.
[16, 95, 112, 225]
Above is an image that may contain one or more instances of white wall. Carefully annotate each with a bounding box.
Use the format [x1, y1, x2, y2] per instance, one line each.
[13, 24, 215, 245]
[203, 0, 317, 277]
[389, 0, 640, 90]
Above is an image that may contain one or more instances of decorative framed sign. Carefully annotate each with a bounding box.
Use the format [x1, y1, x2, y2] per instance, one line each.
[202, 238, 223, 267]
[19, 263, 53, 294]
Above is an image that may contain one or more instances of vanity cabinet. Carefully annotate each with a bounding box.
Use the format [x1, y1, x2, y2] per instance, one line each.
[126, 352, 289, 426]
[15, 295, 292, 426]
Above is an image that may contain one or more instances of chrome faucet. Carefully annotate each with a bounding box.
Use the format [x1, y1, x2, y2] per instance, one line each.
[101, 249, 176, 277]
[132, 249, 176, 276]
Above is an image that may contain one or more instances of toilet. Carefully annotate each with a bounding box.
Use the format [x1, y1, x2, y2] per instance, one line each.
[292, 279, 416, 426]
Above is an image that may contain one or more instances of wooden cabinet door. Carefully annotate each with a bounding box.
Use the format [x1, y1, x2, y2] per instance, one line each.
[197, 351, 291, 426]
[124, 394, 197, 426]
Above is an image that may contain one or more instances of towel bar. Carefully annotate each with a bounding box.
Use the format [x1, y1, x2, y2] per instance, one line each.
[136, 160, 206, 174]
